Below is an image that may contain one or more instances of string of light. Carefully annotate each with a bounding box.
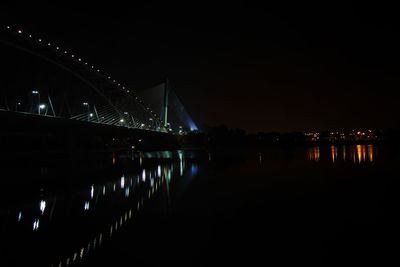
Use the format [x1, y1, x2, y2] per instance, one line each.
[2, 25, 160, 119]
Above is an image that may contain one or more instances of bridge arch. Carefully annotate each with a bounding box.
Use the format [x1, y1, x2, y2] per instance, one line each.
[0, 25, 165, 131]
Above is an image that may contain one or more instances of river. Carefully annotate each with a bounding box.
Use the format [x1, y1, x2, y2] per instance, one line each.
[1, 144, 399, 266]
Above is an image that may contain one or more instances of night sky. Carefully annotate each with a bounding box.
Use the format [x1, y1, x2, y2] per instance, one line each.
[2, 2, 400, 133]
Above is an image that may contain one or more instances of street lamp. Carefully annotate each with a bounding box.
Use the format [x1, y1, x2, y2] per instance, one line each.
[39, 104, 46, 115]
[15, 102, 21, 112]
[83, 102, 89, 121]
[32, 90, 40, 114]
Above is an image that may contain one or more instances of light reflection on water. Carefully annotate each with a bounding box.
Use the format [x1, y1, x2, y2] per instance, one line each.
[2, 146, 384, 266]
[307, 147, 320, 161]
[307, 144, 376, 164]
[1, 150, 199, 266]
[330, 145, 338, 163]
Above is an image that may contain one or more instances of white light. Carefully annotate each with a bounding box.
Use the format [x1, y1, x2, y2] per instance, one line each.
[40, 200, 46, 214]
[120, 119, 124, 123]
[47, 43, 51, 46]
[18, 212, 22, 222]
[32, 90, 39, 94]
[56, 46, 59, 50]
[6, 26, 10, 29]
[120, 176, 125, 188]
[83, 102, 88, 106]
[38, 38, 42, 42]
[33, 219, 40, 231]
[157, 165, 161, 177]
[89, 113, 93, 117]
[90, 185, 94, 199]
[84, 201, 90, 210]
[103, 186, 106, 195]
[17, 30, 22, 34]
[142, 170, 146, 181]
[39, 104, 46, 109]
[178, 151, 184, 176]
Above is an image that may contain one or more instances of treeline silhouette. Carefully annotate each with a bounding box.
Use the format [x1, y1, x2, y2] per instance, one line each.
[181, 124, 400, 148]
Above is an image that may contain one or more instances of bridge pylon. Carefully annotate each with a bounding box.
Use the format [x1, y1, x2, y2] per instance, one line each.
[163, 78, 169, 128]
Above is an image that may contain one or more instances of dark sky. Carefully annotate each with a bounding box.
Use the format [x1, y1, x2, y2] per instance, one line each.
[2, 1, 400, 133]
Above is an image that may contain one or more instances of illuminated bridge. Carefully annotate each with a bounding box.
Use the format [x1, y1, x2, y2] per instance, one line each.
[0, 25, 197, 135]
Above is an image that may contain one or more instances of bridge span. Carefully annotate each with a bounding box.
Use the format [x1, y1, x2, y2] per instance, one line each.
[0, 25, 197, 136]
[0, 25, 202, 179]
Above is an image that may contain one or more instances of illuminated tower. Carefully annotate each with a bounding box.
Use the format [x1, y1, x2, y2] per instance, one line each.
[163, 78, 169, 128]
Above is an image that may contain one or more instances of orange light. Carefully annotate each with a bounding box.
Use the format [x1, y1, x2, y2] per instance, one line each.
[330, 145, 337, 163]
[362, 145, 366, 162]
[314, 147, 320, 162]
[342, 146, 346, 161]
[357, 145, 362, 163]
[368, 144, 374, 162]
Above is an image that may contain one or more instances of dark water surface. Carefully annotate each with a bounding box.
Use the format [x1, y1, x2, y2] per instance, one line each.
[1, 145, 400, 266]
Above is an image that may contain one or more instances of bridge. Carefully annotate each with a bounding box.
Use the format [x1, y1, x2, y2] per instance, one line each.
[0, 25, 197, 135]
[0, 25, 202, 177]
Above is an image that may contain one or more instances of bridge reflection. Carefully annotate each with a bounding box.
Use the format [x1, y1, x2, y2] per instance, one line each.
[1, 150, 200, 266]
